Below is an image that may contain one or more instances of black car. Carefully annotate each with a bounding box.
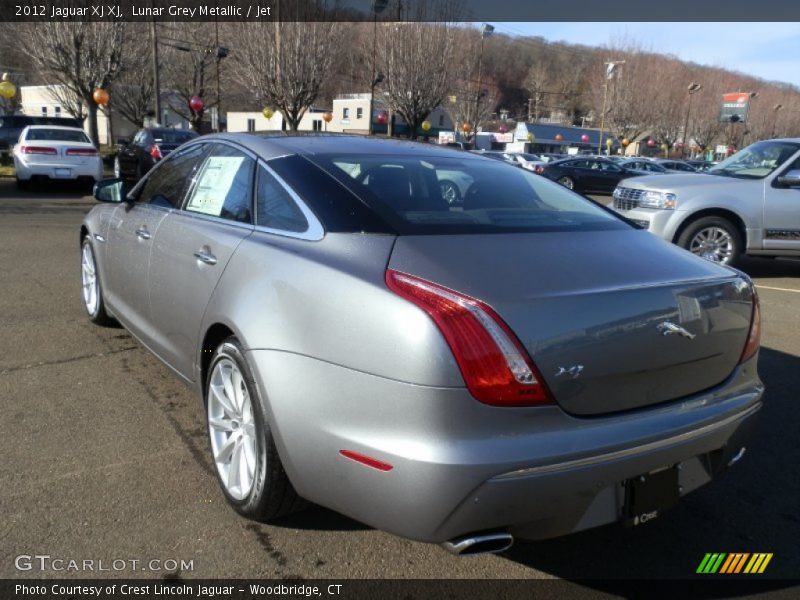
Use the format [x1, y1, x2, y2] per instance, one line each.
[653, 159, 699, 173]
[618, 158, 670, 174]
[0, 115, 82, 164]
[538, 156, 652, 193]
[114, 128, 198, 181]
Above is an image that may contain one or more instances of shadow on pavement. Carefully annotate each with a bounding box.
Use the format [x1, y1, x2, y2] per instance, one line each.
[501, 347, 799, 591]
[737, 256, 800, 280]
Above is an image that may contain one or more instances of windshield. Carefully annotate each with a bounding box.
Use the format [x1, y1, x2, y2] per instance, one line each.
[309, 153, 630, 235]
[26, 128, 91, 143]
[708, 140, 800, 179]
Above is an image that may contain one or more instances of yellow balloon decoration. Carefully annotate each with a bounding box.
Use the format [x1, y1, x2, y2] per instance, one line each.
[262, 107, 274, 119]
[0, 80, 16, 99]
[421, 120, 431, 132]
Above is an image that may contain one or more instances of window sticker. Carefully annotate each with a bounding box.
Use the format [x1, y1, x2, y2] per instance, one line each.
[186, 156, 246, 216]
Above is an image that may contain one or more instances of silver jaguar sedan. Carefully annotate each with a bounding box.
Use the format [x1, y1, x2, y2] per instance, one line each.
[80, 134, 763, 555]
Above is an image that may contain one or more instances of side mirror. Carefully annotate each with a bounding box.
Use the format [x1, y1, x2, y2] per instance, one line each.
[776, 169, 800, 188]
[93, 178, 128, 203]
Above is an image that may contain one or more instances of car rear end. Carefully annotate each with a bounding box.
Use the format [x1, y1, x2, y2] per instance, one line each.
[14, 126, 103, 183]
[243, 145, 763, 546]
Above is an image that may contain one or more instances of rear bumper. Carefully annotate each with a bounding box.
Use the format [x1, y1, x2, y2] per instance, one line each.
[14, 156, 103, 181]
[248, 349, 763, 543]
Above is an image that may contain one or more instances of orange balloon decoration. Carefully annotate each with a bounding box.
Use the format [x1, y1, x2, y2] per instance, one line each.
[93, 88, 109, 106]
[554, 133, 564, 142]
[322, 112, 333, 123]
[461, 122, 473, 133]
[622, 138, 630, 147]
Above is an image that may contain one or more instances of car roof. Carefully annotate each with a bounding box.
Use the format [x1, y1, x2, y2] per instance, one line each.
[198, 133, 487, 161]
[24, 125, 86, 131]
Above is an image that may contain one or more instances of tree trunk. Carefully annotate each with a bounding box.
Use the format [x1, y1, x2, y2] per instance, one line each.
[87, 103, 100, 147]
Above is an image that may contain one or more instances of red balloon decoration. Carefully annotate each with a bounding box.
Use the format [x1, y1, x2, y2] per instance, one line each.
[497, 125, 508, 134]
[375, 111, 388, 125]
[189, 96, 204, 112]
[646, 138, 656, 148]
[580, 134, 590, 143]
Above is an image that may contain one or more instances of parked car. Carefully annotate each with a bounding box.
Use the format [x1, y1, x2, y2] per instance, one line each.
[13, 125, 102, 189]
[612, 138, 800, 265]
[537, 156, 653, 193]
[0, 115, 82, 164]
[618, 158, 670, 174]
[81, 134, 762, 554]
[685, 159, 715, 172]
[653, 159, 700, 173]
[505, 152, 546, 171]
[470, 150, 521, 167]
[114, 127, 198, 181]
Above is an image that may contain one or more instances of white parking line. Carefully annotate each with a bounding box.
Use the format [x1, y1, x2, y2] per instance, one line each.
[756, 284, 800, 294]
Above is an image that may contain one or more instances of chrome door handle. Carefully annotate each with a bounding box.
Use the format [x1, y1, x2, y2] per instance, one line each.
[135, 228, 150, 240]
[193, 250, 218, 265]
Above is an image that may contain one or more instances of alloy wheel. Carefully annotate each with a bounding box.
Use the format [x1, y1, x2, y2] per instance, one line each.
[207, 358, 258, 501]
[81, 243, 99, 316]
[688, 226, 734, 263]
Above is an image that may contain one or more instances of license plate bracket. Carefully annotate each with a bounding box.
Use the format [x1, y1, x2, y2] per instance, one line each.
[54, 168, 71, 178]
[624, 466, 679, 526]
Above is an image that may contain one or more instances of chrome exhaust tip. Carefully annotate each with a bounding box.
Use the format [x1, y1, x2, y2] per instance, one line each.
[727, 446, 746, 467]
[441, 532, 514, 556]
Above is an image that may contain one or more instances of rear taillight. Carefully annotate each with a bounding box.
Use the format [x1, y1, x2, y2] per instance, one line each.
[386, 269, 552, 407]
[149, 144, 163, 160]
[66, 147, 98, 156]
[534, 165, 545, 174]
[740, 291, 761, 363]
[20, 146, 57, 155]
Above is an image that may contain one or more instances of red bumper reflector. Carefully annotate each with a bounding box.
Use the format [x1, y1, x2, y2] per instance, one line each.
[339, 450, 393, 471]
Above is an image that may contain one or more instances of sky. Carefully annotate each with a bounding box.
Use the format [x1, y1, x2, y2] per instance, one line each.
[490, 22, 800, 88]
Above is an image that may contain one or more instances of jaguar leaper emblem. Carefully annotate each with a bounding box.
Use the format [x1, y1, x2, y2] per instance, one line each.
[657, 321, 696, 340]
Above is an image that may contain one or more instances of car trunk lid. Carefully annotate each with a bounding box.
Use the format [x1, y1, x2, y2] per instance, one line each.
[388, 230, 754, 416]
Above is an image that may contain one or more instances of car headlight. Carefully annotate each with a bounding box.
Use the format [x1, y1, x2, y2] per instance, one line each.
[638, 191, 677, 209]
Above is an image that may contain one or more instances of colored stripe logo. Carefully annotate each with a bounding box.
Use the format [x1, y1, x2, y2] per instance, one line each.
[697, 553, 773, 574]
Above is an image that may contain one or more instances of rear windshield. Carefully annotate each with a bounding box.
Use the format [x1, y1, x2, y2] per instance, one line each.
[309, 153, 629, 235]
[153, 130, 197, 144]
[26, 128, 91, 143]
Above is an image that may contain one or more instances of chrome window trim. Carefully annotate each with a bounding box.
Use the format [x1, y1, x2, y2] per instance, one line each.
[254, 159, 325, 242]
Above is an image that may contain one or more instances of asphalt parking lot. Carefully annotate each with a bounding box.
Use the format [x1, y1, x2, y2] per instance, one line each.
[1, 180, 798, 589]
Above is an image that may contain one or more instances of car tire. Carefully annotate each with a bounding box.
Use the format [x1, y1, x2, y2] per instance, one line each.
[557, 176, 575, 190]
[206, 337, 306, 521]
[135, 161, 146, 182]
[677, 216, 743, 267]
[15, 177, 29, 191]
[80, 238, 115, 326]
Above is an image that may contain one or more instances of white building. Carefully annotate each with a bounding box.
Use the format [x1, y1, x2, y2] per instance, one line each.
[19, 85, 190, 145]
[227, 109, 330, 133]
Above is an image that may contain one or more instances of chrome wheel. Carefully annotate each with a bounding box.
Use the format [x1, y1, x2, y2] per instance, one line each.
[113, 157, 121, 179]
[558, 176, 574, 190]
[208, 358, 257, 501]
[688, 226, 734, 263]
[81, 243, 99, 316]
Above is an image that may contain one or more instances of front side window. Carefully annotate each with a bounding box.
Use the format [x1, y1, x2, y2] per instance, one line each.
[184, 144, 254, 224]
[138, 143, 207, 209]
[311, 153, 629, 235]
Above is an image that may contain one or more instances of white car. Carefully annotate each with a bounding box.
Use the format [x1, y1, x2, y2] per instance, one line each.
[13, 125, 103, 189]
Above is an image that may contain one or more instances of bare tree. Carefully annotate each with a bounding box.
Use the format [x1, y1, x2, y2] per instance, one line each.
[378, 16, 457, 139]
[111, 23, 154, 129]
[23, 21, 126, 145]
[234, 8, 342, 131]
[446, 27, 497, 137]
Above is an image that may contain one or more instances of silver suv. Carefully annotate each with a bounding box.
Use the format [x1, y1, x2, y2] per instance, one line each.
[611, 139, 800, 265]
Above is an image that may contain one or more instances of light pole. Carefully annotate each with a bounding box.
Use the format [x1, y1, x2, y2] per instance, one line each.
[771, 104, 783, 138]
[682, 82, 702, 158]
[368, 0, 388, 135]
[598, 60, 624, 154]
[473, 24, 494, 140]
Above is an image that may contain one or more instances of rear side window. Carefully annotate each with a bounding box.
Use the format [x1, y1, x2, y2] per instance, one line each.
[138, 143, 207, 209]
[256, 164, 308, 232]
[184, 144, 254, 224]
[309, 153, 629, 235]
